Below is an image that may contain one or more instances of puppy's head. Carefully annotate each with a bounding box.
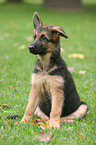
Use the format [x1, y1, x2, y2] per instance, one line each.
[28, 12, 68, 55]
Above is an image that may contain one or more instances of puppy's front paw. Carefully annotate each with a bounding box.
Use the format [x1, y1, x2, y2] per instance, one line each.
[48, 120, 60, 130]
[20, 115, 33, 124]
[19, 117, 26, 124]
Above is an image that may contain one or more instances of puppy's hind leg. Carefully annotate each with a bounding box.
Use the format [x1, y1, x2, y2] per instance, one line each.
[60, 104, 88, 122]
[34, 106, 49, 120]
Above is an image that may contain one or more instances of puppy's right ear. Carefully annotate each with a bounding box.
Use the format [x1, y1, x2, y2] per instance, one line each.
[33, 12, 43, 30]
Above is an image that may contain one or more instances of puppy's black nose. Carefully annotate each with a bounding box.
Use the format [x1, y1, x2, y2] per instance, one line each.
[28, 44, 35, 50]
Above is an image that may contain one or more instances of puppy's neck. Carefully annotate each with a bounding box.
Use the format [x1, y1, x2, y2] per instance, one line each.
[37, 53, 51, 68]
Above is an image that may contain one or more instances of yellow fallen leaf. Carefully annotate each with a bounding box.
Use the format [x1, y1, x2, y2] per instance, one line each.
[3, 67, 7, 71]
[30, 119, 36, 124]
[68, 53, 84, 59]
[45, 120, 50, 126]
[37, 122, 47, 127]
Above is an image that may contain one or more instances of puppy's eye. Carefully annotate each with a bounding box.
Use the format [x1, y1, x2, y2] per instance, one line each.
[41, 34, 47, 40]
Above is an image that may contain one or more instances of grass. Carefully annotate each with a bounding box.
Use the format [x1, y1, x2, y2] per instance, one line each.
[0, 3, 96, 145]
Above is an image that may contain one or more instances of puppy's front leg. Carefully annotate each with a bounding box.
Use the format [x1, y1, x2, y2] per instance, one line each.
[49, 89, 64, 129]
[20, 86, 40, 123]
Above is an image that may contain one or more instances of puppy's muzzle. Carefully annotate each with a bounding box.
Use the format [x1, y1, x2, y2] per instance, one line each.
[28, 44, 35, 53]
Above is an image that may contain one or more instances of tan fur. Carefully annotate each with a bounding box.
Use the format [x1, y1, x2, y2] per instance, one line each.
[32, 73, 64, 93]
[39, 32, 50, 40]
[49, 88, 64, 129]
[52, 32, 60, 42]
[33, 74, 64, 129]
[61, 104, 88, 120]
[21, 73, 64, 128]
[35, 104, 88, 123]
[35, 31, 49, 40]
[48, 65, 58, 73]
[47, 42, 55, 52]
[48, 26, 68, 38]
[37, 53, 52, 68]
[35, 106, 49, 120]
[20, 85, 41, 123]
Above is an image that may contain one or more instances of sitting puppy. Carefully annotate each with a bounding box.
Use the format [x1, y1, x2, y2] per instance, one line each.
[20, 12, 88, 129]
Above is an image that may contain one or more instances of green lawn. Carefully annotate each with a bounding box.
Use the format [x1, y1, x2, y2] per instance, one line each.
[0, 3, 96, 145]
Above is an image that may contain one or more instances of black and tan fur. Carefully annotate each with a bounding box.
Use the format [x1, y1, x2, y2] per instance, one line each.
[20, 12, 88, 129]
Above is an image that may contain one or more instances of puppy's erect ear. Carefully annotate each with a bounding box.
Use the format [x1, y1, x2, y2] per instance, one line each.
[48, 26, 68, 38]
[33, 12, 43, 29]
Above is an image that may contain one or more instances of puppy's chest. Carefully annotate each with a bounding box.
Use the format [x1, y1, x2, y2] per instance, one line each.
[32, 73, 64, 95]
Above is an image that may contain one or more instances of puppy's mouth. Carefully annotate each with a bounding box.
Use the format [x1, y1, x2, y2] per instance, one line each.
[29, 48, 46, 55]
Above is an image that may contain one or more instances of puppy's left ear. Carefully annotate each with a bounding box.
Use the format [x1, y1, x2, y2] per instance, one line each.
[49, 26, 68, 38]
[33, 12, 43, 29]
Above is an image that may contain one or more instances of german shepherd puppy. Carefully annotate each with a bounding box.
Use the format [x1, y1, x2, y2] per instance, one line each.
[20, 12, 88, 129]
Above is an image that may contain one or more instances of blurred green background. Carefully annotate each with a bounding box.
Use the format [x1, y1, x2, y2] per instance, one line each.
[0, 0, 96, 5]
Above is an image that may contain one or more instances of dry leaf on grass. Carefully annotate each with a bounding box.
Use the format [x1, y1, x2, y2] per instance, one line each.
[2, 67, 7, 71]
[37, 122, 47, 127]
[11, 23, 19, 28]
[1, 104, 9, 108]
[10, 85, 16, 89]
[68, 53, 84, 59]
[29, 118, 50, 128]
[0, 36, 4, 40]
[61, 48, 64, 53]
[4, 33, 10, 37]
[39, 120, 50, 129]
[0, 104, 9, 112]
[29, 118, 75, 129]
[26, 36, 33, 41]
[77, 132, 85, 139]
[45, 120, 50, 126]
[68, 67, 75, 72]
[4, 54, 9, 60]
[18, 45, 26, 50]
[14, 122, 18, 126]
[78, 70, 86, 75]
[37, 130, 53, 142]
[90, 85, 93, 90]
